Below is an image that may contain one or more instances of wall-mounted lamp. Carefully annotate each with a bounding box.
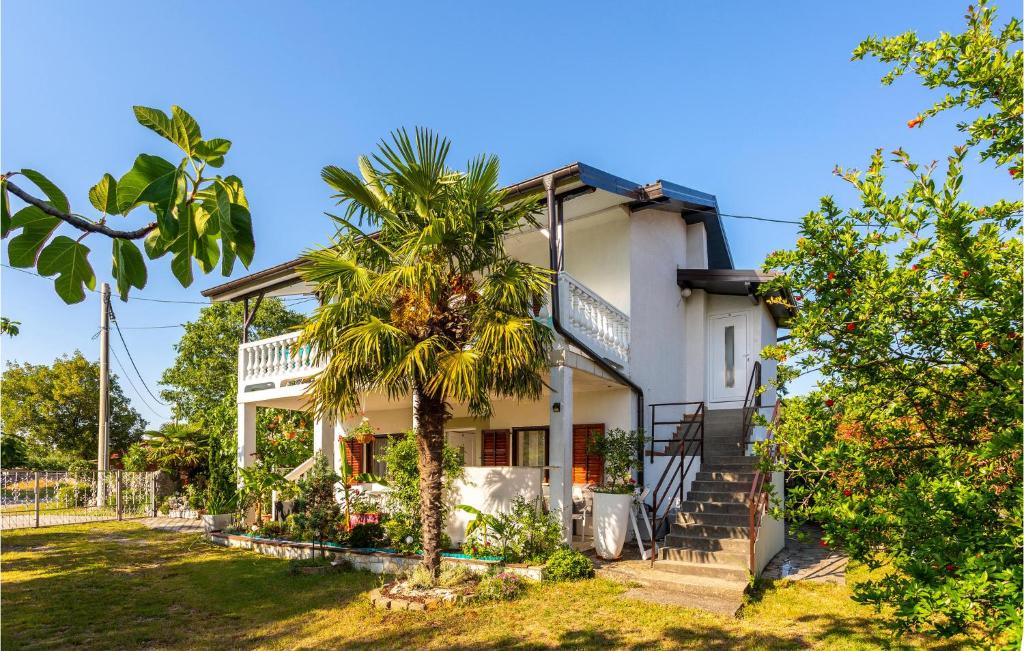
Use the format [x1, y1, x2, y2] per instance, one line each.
[552, 402, 561, 413]
[680, 287, 693, 299]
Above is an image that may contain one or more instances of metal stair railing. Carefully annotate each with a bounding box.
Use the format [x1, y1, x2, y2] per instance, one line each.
[646, 401, 705, 566]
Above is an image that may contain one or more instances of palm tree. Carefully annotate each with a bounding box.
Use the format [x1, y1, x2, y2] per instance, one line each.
[297, 128, 552, 575]
[146, 424, 209, 486]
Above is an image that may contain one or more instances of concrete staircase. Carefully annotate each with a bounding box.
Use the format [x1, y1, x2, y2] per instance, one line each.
[602, 408, 756, 615]
[657, 408, 753, 586]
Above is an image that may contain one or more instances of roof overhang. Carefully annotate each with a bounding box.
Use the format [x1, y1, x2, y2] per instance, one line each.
[202, 162, 735, 302]
[676, 268, 795, 327]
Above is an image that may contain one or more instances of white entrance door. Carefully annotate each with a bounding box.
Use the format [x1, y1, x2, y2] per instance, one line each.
[708, 312, 749, 403]
[446, 429, 479, 466]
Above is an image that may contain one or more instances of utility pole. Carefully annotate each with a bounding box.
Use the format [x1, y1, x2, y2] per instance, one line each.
[96, 282, 110, 507]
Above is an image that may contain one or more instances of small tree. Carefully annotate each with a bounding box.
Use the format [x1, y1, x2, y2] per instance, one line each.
[295, 453, 340, 558]
[762, 2, 1021, 643]
[587, 428, 645, 493]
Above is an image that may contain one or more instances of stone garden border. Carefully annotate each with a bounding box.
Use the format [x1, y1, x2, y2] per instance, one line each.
[207, 531, 545, 581]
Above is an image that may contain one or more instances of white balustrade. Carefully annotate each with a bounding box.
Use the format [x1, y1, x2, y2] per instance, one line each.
[557, 272, 630, 368]
[239, 276, 629, 394]
[238, 331, 323, 388]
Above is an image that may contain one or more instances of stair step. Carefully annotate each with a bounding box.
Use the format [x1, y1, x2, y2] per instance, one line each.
[706, 455, 759, 465]
[650, 559, 750, 582]
[679, 501, 749, 515]
[676, 511, 749, 527]
[696, 471, 756, 482]
[664, 533, 750, 553]
[669, 523, 751, 539]
[597, 562, 748, 595]
[690, 480, 751, 493]
[657, 546, 749, 568]
[664, 534, 749, 554]
[688, 490, 749, 503]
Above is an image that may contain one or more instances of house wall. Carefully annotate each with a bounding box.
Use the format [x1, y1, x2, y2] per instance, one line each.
[445, 466, 546, 544]
[754, 470, 786, 575]
[505, 207, 631, 314]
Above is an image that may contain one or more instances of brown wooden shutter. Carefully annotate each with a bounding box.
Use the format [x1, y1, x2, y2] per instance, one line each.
[481, 429, 510, 466]
[343, 439, 364, 476]
[572, 424, 605, 484]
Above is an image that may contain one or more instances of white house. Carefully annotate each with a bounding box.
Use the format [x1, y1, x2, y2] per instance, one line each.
[202, 162, 793, 581]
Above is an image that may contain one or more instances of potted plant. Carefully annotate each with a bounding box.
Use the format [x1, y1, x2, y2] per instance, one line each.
[201, 490, 237, 532]
[587, 428, 645, 559]
[347, 416, 376, 444]
[238, 462, 289, 523]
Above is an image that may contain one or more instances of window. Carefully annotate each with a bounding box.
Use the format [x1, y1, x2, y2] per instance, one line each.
[572, 424, 605, 484]
[368, 435, 390, 477]
[481, 429, 510, 466]
[513, 427, 548, 467]
[724, 324, 735, 388]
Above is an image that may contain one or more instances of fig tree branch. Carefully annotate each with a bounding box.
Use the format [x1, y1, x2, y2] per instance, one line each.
[5, 180, 157, 240]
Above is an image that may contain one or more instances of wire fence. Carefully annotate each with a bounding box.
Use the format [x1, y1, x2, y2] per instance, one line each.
[0, 469, 158, 530]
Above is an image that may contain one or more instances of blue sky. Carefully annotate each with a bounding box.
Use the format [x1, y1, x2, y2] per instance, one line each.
[3, 1, 1019, 426]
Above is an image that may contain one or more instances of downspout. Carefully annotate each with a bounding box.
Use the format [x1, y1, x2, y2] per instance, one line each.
[543, 175, 647, 488]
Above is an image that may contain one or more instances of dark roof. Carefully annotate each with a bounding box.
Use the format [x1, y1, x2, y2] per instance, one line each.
[676, 269, 796, 327]
[203, 162, 735, 300]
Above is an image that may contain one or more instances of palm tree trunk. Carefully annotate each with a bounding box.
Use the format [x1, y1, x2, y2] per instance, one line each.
[415, 387, 448, 577]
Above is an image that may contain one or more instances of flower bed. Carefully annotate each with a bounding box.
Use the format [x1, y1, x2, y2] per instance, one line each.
[207, 531, 544, 580]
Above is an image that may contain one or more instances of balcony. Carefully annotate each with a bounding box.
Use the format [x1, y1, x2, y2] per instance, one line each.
[238, 273, 630, 395]
[557, 272, 630, 369]
[239, 332, 323, 393]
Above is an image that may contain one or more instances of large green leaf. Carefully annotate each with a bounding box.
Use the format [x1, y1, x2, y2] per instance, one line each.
[194, 138, 231, 167]
[116, 154, 178, 214]
[144, 228, 170, 260]
[171, 106, 202, 156]
[149, 166, 187, 240]
[111, 238, 147, 300]
[229, 201, 254, 267]
[168, 203, 199, 287]
[1, 179, 10, 237]
[20, 169, 69, 214]
[191, 205, 219, 273]
[7, 206, 60, 267]
[36, 236, 96, 304]
[88, 173, 119, 215]
[133, 106, 176, 145]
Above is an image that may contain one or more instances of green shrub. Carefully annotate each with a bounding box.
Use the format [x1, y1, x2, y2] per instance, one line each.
[404, 563, 436, 590]
[55, 482, 86, 508]
[544, 548, 594, 582]
[347, 522, 386, 548]
[67, 459, 95, 476]
[459, 497, 563, 563]
[380, 430, 463, 553]
[257, 520, 290, 539]
[476, 572, 527, 601]
[437, 562, 477, 588]
[158, 496, 171, 515]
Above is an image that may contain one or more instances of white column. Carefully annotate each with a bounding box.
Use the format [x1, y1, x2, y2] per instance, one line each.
[313, 417, 336, 470]
[237, 402, 258, 472]
[548, 364, 574, 542]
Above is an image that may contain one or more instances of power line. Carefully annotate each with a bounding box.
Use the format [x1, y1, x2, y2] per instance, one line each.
[108, 346, 165, 419]
[117, 324, 185, 330]
[1, 264, 209, 304]
[108, 304, 168, 407]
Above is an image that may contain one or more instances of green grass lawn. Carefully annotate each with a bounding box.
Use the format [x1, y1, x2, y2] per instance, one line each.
[0, 521, 964, 650]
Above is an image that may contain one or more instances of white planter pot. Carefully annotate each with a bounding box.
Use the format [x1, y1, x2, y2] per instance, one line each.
[593, 492, 632, 560]
[201, 513, 233, 532]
